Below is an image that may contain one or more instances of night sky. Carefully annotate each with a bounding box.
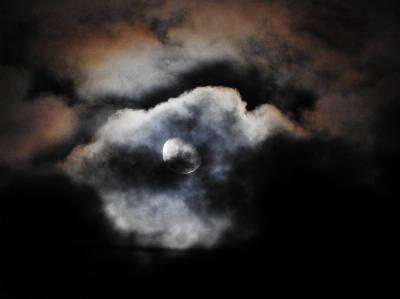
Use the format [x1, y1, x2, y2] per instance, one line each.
[1, 0, 400, 297]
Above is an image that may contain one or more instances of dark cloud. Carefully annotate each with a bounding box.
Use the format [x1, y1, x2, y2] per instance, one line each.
[0, 170, 140, 299]
[2, 137, 400, 298]
[1, 0, 400, 297]
[28, 68, 76, 99]
[290, 0, 369, 51]
[119, 60, 319, 121]
[178, 61, 319, 117]
[0, 66, 79, 166]
[0, 168, 114, 246]
[368, 93, 400, 198]
[225, 134, 400, 244]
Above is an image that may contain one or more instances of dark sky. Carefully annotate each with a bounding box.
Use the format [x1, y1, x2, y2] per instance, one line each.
[1, 0, 400, 297]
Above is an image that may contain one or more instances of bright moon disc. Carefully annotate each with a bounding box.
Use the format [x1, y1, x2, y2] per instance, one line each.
[162, 138, 202, 174]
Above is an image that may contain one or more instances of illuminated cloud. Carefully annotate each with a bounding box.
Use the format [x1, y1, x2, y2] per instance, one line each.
[1, 2, 400, 295]
[64, 87, 300, 248]
[7, 0, 371, 107]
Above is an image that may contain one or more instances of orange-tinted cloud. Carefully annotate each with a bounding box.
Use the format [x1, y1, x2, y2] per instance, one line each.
[9, 0, 374, 107]
[3, 0, 394, 144]
[0, 96, 77, 166]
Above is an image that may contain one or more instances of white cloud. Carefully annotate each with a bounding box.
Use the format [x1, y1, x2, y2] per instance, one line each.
[64, 87, 299, 248]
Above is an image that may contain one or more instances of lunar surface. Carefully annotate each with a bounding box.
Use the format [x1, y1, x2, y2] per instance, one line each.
[162, 138, 202, 174]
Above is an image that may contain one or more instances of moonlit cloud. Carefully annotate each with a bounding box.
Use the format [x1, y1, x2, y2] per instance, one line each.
[64, 87, 300, 248]
[2, 1, 400, 296]
[9, 0, 373, 106]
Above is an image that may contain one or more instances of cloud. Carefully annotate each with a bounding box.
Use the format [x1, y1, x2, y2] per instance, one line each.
[63, 86, 301, 249]
[1, 2, 400, 296]
[2, 0, 378, 108]
[0, 168, 113, 246]
[1, 0, 399, 250]
[0, 66, 78, 166]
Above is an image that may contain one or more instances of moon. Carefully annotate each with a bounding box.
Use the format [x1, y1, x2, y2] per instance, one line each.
[162, 138, 202, 174]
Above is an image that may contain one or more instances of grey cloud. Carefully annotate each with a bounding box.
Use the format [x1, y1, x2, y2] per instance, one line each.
[1, 0, 399, 248]
[2, 0, 390, 121]
[64, 87, 299, 249]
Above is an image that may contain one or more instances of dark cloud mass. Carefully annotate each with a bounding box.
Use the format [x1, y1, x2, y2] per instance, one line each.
[1, 0, 400, 297]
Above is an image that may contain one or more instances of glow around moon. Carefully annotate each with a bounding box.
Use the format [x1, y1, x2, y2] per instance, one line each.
[162, 138, 202, 174]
